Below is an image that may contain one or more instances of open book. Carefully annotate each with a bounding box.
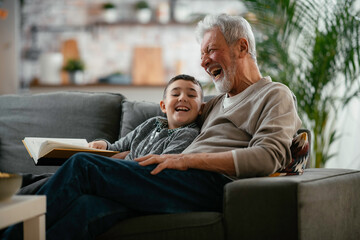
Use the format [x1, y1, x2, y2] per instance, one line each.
[23, 137, 119, 166]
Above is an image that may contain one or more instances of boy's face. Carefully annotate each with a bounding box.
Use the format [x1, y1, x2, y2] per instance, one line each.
[160, 79, 203, 129]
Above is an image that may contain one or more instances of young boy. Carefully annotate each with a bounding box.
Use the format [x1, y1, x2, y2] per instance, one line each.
[88, 74, 204, 161]
[3, 74, 204, 239]
[16, 74, 203, 194]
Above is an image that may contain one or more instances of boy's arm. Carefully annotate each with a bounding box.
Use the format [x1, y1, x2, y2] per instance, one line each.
[107, 119, 149, 151]
[109, 117, 159, 152]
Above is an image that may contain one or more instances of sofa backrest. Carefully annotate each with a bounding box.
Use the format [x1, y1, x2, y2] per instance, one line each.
[119, 100, 165, 138]
[0, 91, 125, 174]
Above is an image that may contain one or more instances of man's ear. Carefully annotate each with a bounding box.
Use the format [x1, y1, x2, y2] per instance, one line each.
[237, 38, 249, 58]
[160, 100, 167, 113]
[198, 102, 205, 115]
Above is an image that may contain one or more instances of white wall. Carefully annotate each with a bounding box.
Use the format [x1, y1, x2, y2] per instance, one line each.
[325, 0, 360, 170]
[0, 0, 20, 94]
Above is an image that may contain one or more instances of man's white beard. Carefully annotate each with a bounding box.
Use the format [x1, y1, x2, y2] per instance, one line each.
[214, 76, 232, 93]
[213, 64, 236, 94]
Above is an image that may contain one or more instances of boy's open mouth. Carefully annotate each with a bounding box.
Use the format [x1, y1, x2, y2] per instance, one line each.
[175, 107, 190, 112]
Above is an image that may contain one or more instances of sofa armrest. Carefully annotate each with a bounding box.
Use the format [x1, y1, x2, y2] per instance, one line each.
[223, 168, 360, 240]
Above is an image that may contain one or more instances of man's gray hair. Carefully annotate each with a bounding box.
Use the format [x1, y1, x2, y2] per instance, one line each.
[195, 14, 257, 61]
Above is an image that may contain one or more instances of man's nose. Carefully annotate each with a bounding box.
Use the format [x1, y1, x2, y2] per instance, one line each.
[201, 54, 210, 69]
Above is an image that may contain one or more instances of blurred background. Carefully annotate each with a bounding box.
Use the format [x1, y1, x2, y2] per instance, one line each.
[1, 0, 360, 170]
[1, 0, 246, 93]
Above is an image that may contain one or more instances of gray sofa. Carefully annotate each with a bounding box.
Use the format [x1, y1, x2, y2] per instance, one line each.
[1, 91, 359, 240]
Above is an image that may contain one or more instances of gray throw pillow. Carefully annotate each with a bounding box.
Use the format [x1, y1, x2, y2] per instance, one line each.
[120, 100, 165, 138]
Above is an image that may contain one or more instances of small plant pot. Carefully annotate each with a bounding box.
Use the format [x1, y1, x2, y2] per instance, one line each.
[136, 8, 151, 23]
[68, 71, 85, 85]
[103, 9, 118, 23]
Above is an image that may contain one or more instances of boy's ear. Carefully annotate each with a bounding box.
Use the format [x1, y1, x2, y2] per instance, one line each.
[160, 100, 167, 113]
[198, 102, 205, 115]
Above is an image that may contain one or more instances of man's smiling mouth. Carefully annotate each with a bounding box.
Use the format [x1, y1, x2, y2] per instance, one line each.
[211, 68, 222, 77]
[208, 66, 223, 80]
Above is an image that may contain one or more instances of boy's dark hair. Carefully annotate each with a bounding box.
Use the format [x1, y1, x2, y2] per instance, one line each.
[163, 74, 204, 100]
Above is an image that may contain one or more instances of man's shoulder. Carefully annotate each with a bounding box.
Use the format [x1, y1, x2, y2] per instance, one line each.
[206, 94, 225, 104]
[199, 94, 225, 124]
[257, 79, 297, 109]
[260, 79, 293, 99]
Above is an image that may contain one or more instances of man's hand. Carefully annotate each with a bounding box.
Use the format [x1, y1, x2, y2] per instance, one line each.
[136, 152, 236, 176]
[88, 140, 107, 149]
[135, 154, 189, 175]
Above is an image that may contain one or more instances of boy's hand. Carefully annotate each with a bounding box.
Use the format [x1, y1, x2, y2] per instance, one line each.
[88, 140, 107, 150]
[111, 151, 130, 159]
[135, 154, 189, 175]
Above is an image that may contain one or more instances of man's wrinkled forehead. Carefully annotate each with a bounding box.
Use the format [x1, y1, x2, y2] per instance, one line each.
[200, 28, 224, 52]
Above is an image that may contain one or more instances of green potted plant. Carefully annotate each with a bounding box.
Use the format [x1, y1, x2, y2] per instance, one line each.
[102, 2, 117, 23]
[63, 59, 85, 84]
[134, 1, 151, 23]
[102, 2, 115, 9]
[135, 1, 149, 10]
[242, 0, 360, 168]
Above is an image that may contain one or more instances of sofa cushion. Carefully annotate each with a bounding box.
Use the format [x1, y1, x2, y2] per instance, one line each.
[120, 100, 165, 138]
[0, 91, 125, 174]
[97, 212, 224, 240]
[224, 168, 360, 240]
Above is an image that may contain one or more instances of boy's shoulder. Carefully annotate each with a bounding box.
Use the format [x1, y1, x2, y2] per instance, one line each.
[172, 123, 200, 137]
[142, 116, 165, 125]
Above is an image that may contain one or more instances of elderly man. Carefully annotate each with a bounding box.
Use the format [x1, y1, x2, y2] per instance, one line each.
[138, 14, 301, 178]
[3, 14, 301, 240]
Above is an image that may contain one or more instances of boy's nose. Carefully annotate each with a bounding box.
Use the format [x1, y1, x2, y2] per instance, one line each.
[178, 94, 187, 102]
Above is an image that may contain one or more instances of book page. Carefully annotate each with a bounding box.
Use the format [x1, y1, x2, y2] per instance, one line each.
[38, 139, 90, 158]
[23, 137, 46, 161]
[23, 137, 89, 161]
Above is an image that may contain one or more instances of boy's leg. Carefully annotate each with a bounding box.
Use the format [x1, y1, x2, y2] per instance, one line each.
[41, 153, 229, 224]
[4, 152, 231, 239]
[47, 195, 131, 240]
[17, 174, 52, 194]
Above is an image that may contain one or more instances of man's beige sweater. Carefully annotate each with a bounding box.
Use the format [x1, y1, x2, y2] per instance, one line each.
[183, 77, 302, 179]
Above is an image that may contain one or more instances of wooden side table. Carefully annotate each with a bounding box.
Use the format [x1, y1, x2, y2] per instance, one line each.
[0, 195, 46, 240]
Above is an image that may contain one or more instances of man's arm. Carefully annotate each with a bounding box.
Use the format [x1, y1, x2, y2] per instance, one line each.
[135, 151, 235, 176]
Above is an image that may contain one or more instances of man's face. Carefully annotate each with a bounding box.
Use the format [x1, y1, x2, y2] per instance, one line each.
[160, 80, 203, 129]
[200, 28, 237, 94]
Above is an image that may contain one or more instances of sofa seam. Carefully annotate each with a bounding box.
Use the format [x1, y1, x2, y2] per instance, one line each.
[300, 171, 360, 184]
